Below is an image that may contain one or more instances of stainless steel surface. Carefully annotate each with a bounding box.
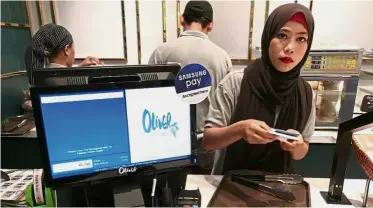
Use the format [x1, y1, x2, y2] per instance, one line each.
[301, 73, 357, 77]
[361, 67, 373, 77]
[265, 174, 304, 185]
[231, 176, 296, 201]
[231, 173, 304, 184]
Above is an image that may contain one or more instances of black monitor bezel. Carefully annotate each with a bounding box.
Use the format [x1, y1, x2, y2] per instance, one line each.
[30, 79, 196, 188]
[33, 63, 180, 86]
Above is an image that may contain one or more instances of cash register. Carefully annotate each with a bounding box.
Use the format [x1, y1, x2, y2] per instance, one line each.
[30, 79, 196, 206]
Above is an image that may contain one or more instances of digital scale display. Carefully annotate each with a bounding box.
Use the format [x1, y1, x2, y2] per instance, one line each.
[304, 55, 358, 71]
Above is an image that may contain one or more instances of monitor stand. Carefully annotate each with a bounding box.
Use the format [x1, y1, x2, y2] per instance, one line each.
[112, 182, 145, 207]
[320, 191, 351, 205]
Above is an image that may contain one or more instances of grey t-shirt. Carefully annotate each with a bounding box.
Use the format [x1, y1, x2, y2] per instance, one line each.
[205, 69, 316, 174]
[149, 30, 232, 135]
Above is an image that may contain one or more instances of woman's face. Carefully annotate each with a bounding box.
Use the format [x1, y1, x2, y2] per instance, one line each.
[269, 21, 308, 72]
[65, 43, 75, 67]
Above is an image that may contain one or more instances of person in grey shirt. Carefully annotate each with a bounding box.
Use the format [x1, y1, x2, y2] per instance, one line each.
[203, 4, 316, 174]
[22, 24, 103, 112]
[149, 1, 232, 170]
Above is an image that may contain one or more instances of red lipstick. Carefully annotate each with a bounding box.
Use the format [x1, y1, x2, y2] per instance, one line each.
[279, 57, 294, 64]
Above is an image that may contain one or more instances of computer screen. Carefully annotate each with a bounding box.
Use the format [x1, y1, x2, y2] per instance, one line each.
[37, 85, 191, 180]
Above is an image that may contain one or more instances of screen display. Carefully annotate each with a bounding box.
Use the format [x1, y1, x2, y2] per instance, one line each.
[39, 86, 191, 179]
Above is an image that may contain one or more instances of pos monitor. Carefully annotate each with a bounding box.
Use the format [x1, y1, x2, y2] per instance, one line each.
[30, 80, 196, 188]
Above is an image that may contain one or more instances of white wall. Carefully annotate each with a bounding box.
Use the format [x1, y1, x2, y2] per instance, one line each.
[297, 0, 311, 8]
[125, 0, 139, 64]
[312, 0, 373, 51]
[139, 0, 163, 64]
[268, 0, 295, 14]
[55, 1, 124, 59]
[27, 0, 373, 64]
[40, 1, 53, 25]
[25, 1, 40, 36]
[252, 0, 267, 59]
[166, 0, 178, 42]
[179, 0, 188, 33]
[208, 1, 251, 59]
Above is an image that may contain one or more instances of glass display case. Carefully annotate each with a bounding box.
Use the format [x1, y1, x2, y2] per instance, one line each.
[301, 47, 364, 130]
[303, 76, 359, 129]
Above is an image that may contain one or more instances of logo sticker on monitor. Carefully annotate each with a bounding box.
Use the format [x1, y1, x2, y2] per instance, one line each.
[175, 64, 211, 104]
[142, 109, 179, 137]
[118, 167, 137, 175]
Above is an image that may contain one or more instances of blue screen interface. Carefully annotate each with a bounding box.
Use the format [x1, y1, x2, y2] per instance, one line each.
[39, 87, 191, 179]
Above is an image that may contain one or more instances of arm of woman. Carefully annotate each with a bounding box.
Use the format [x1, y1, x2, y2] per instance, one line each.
[79, 56, 104, 66]
[202, 82, 239, 150]
[204, 120, 277, 151]
[280, 130, 309, 160]
[203, 123, 244, 151]
[202, 79, 277, 151]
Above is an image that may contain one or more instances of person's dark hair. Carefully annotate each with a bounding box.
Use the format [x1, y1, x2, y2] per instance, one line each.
[182, 0, 213, 28]
[182, 13, 211, 28]
[24, 23, 73, 85]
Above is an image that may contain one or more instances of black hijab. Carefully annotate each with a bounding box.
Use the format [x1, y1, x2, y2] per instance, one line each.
[25, 23, 73, 85]
[223, 3, 314, 174]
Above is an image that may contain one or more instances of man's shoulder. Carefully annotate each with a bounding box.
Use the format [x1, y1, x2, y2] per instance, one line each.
[219, 68, 244, 90]
[153, 41, 170, 53]
[167, 36, 230, 58]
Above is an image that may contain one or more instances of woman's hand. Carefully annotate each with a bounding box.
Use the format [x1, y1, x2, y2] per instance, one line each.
[202, 120, 277, 151]
[240, 119, 278, 144]
[79, 56, 104, 66]
[280, 129, 309, 160]
[280, 129, 303, 151]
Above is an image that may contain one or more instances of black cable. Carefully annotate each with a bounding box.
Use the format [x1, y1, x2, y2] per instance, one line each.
[165, 174, 168, 189]
[83, 186, 89, 207]
[163, 173, 174, 207]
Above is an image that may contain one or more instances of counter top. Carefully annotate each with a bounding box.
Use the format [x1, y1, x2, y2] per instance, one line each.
[185, 175, 373, 207]
[309, 130, 337, 144]
[361, 65, 373, 76]
[309, 127, 373, 144]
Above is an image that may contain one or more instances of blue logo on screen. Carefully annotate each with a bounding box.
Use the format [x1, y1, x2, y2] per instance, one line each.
[142, 109, 179, 137]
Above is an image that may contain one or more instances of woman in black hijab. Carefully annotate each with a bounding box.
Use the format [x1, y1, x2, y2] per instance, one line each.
[203, 3, 315, 174]
[25, 23, 103, 85]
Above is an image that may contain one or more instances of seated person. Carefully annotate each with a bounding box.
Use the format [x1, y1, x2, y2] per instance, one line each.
[202, 3, 316, 174]
[22, 23, 103, 111]
[24, 23, 103, 85]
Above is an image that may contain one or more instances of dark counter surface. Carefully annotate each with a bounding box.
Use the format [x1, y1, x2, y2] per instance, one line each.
[1, 129, 42, 169]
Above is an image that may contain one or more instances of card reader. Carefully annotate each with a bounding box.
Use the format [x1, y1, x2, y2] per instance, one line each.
[269, 128, 300, 141]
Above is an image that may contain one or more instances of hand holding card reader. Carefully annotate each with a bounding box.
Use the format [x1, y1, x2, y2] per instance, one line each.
[269, 128, 300, 141]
